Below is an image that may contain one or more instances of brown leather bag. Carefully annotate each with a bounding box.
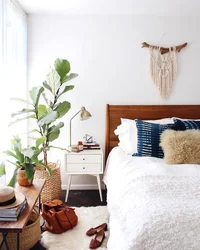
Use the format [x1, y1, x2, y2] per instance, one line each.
[41, 199, 78, 234]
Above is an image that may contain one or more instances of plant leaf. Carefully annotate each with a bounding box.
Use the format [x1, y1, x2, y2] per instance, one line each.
[10, 97, 32, 106]
[39, 163, 52, 176]
[29, 86, 44, 106]
[48, 122, 64, 132]
[55, 102, 71, 119]
[45, 69, 61, 95]
[11, 109, 35, 117]
[43, 80, 52, 92]
[47, 129, 60, 142]
[42, 93, 49, 105]
[22, 148, 36, 159]
[38, 104, 48, 118]
[25, 163, 35, 180]
[36, 136, 46, 148]
[7, 169, 18, 187]
[48, 145, 70, 152]
[29, 129, 40, 134]
[54, 58, 70, 83]
[38, 110, 57, 126]
[15, 149, 24, 162]
[62, 73, 78, 84]
[3, 150, 22, 161]
[9, 114, 36, 126]
[57, 85, 74, 99]
[47, 122, 64, 142]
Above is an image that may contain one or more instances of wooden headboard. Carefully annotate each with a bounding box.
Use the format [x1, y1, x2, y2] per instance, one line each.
[105, 104, 200, 160]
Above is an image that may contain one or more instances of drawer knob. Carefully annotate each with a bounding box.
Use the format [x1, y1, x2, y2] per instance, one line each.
[83, 167, 85, 169]
[83, 158, 85, 160]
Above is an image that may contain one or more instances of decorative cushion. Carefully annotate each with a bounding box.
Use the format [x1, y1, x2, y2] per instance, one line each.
[133, 119, 175, 158]
[160, 129, 200, 164]
[115, 118, 174, 155]
[173, 118, 200, 130]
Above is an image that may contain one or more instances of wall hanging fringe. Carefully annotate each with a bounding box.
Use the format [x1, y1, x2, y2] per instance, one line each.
[142, 41, 187, 99]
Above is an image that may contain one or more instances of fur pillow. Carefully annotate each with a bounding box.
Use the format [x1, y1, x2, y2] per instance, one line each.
[160, 129, 200, 164]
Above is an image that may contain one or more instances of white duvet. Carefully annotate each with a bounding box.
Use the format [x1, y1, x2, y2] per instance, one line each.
[103, 147, 200, 250]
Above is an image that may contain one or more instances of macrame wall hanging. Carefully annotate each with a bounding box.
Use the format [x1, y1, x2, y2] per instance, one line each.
[142, 41, 187, 99]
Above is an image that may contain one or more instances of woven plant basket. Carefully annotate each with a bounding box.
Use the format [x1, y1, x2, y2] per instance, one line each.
[34, 162, 62, 203]
[0, 209, 40, 250]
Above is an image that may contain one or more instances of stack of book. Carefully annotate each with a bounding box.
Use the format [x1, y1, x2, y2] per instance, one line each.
[83, 141, 101, 150]
[0, 198, 27, 221]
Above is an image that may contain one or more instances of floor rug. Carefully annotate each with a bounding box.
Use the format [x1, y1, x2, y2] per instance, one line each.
[41, 206, 109, 250]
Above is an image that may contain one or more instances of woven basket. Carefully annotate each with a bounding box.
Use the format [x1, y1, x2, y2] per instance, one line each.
[0, 209, 40, 250]
[34, 162, 62, 203]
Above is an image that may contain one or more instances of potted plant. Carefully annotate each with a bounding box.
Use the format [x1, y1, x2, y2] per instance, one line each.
[3, 135, 51, 186]
[9, 58, 78, 200]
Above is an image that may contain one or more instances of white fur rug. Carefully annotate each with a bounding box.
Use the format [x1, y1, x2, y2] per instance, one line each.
[41, 206, 109, 250]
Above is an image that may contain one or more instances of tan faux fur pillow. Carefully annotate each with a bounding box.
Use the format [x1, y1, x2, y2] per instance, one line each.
[160, 129, 200, 164]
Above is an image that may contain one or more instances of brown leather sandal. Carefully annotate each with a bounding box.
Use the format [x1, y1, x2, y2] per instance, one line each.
[86, 223, 107, 236]
[89, 229, 105, 249]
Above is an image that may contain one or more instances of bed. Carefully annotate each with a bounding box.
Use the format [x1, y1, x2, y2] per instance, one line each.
[103, 104, 200, 250]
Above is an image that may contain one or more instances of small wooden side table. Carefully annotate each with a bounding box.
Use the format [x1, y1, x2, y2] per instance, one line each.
[64, 149, 104, 202]
[0, 179, 45, 250]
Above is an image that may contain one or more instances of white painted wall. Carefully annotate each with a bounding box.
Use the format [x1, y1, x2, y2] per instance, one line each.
[27, 14, 200, 189]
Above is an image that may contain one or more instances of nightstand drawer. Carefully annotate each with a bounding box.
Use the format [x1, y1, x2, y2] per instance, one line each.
[67, 163, 102, 172]
[67, 154, 102, 164]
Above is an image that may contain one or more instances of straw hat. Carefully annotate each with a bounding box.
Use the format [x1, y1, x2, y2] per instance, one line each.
[0, 186, 25, 209]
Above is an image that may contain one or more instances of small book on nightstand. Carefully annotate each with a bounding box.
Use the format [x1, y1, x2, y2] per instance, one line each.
[83, 142, 101, 150]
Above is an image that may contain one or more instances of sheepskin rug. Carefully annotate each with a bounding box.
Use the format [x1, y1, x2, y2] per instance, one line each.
[41, 206, 109, 250]
[160, 129, 200, 164]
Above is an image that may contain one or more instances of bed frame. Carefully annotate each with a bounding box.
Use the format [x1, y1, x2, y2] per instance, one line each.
[105, 104, 200, 160]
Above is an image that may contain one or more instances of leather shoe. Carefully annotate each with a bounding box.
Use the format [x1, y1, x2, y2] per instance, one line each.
[86, 223, 107, 236]
[89, 229, 105, 249]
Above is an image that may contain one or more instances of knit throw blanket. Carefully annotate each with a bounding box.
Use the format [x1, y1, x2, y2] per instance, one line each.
[106, 162, 200, 250]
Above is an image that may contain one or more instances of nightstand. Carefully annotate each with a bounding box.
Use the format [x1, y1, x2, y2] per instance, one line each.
[64, 149, 104, 202]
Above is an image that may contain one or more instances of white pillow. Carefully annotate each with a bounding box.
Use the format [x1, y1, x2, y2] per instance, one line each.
[114, 121, 137, 155]
[114, 118, 174, 155]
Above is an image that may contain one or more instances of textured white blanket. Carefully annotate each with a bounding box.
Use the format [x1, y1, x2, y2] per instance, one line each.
[104, 147, 200, 250]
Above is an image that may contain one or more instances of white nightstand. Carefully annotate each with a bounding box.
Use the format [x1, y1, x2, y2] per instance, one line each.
[64, 149, 104, 202]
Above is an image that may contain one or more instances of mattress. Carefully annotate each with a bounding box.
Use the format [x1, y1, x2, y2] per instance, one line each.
[103, 147, 200, 250]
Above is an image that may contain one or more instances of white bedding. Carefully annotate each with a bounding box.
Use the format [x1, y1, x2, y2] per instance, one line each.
[103, 147, 200, 250]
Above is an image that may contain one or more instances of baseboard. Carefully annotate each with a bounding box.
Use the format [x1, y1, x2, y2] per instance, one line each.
[62, 183, 106, 190]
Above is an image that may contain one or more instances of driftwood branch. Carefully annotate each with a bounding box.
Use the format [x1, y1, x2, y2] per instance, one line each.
[142, 42, 187, 54]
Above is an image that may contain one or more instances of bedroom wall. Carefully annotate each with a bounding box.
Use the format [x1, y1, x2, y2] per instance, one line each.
[27, 14, 200, 189]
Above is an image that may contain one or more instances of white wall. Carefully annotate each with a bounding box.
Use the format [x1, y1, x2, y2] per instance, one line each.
[28, 14, 200, 189]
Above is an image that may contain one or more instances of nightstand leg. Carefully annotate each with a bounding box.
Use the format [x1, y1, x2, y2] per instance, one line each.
[96, 174, 103, 202]
[65, 175, 72, 202]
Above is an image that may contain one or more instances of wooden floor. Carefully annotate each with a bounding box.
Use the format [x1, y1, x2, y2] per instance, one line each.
[30, 189, 107, 250]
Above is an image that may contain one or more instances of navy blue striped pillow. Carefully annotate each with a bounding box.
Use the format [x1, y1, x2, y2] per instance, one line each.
[173, 119, 200, 130]
[133, 119, 174, 158]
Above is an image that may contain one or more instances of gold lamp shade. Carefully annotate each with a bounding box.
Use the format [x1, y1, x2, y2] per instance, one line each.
[69, 106, 92, 147]
[80, 106, 92, 120]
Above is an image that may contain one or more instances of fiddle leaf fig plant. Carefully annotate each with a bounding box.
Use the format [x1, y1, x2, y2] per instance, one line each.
[10, 58, 78, 165]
